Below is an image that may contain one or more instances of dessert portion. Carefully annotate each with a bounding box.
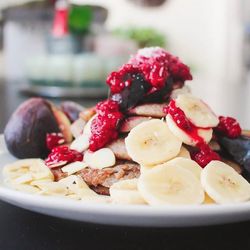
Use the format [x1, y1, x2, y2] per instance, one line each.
[3, 47, 250, 206]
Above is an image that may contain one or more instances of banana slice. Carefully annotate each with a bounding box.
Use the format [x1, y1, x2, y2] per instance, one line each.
[32, 180, 68, 196]
[59, 175, 97, 198]
[166, 114, 213, 146]
[70, 133, 90, 152]
[177, 146, 191, 159]
[165, 157, 202, 179]
[175, 94, 219, 128]
[6, 183, 41, 194]
[110, 179, 146, 205]
[84, 148, 116, 169]
[125, 119, 182, 166]
[201, 161, 250, 204]
[138, 163, 205, 205]
[83, 114, 97, 135]
[61, 161, 88, 175]
[3, 159, 54, 182]
[70, 114, 97, 152]
[170, 85, 191, 100]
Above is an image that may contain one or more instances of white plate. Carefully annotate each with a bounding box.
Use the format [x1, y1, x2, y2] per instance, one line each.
[1, 135, 250, 227]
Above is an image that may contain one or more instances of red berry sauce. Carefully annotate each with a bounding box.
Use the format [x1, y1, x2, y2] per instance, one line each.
[46, 133, 65, 151]
[45, 146, 83, 168]
[164, 100, 210, 145]
[106, 47, 192, 94]
[164, 100, 220, 167]
[215, 116, 242, 138]
[106, 64, 138, 94]
[191, 143, 221, 168]
[89, 100, 123, 152]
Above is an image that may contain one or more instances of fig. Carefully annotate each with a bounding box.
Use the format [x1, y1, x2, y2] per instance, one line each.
[79, 106, 96, 122]
[217, 135, 250, 175]
[110, 73, 151, 111]
[142, 78, 182, 103]
[60, 101, 85, 122]
[4, 98, 60, 159]
[70, 118, 86, 138]
[51, 107, 73, 143]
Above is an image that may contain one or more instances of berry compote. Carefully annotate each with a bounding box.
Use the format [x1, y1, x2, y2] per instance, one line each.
[89, 100, 123, 152]
[45, 145, 83, 168]
[215, 116, 242, 139]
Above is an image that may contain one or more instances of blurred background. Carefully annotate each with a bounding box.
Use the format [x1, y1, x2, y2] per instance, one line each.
[0, 0, 249, 130]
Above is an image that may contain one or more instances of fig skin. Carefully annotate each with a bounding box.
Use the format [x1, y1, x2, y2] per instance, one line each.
[60, 101, 85, 122]
[217, 135, 250, 179]
[4, 98, 60, 159]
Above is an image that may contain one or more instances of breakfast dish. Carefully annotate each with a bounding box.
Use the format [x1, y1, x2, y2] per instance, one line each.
[2, 47, 250, 207]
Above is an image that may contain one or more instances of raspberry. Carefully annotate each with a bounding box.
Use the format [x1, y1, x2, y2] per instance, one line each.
[216, 116, 242, 138]
[106, 47, 192, 95]
[46, 133, 65, 151]
[95, 100, 120, 115]
[140, 60, 168, 89]
[89, 100, 123, 151]
[106, 64, 140, 94]
[191, 144, 221, 168]
[45, 145, 83, 168]
[166, 54, 192, 81]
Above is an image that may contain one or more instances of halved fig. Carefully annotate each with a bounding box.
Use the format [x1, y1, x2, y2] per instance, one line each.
[79, 107, 96, 122]
[4, 98, 60, 159]
[120, 116, 151, 133]
[127, 103, 167, 118]
[52, 107, 73, 143]
[217, 135, 250, 175]
[70, 118, 86, 138]
[107, 138, 132, 161]
[110, 73, 151, 111]
[60, 101, 85, 122]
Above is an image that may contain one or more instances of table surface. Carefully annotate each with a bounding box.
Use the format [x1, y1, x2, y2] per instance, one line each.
[0, 81, 250, 250]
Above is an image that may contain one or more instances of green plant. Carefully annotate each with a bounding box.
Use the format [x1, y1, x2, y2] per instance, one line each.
[113, 27, 166, 48]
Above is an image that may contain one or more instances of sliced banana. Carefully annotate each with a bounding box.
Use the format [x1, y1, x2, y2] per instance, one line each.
[110, 179, 146, 205]
[83, 114, 97, 135]
[177, 146, 191, 159]
[3, 159, 54, 183]
[59, 175, 97, 198]
[32, 180, 68, 196]
[175, 94, 219, 128]
[125, 119, 182, 166]
[12, 173, 33, 184]
[7, 183, 41, 194]
[70, 115, 97, 152]
[138, 163, 205, 205]
[201, 161, 250, 204]
[84, 148, 116, 169]
[166, 114, 212, 146]
[70, 133, 90, 152]
[61, 161, 88, 175]
[170, 85, 191, 100]
[165, 157, 202, 179]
